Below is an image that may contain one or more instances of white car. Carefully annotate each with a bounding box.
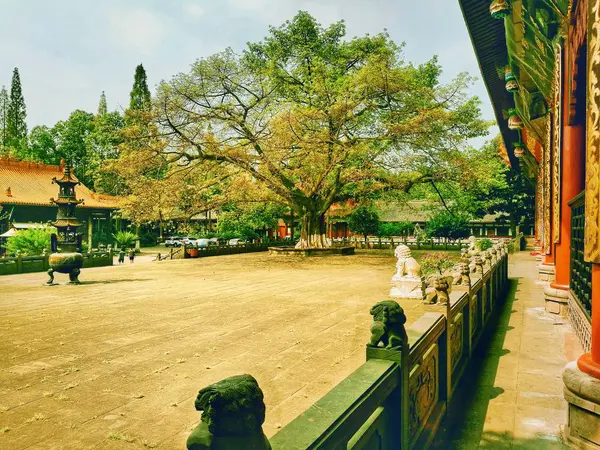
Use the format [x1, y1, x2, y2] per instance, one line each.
[195, 238, 210, 248]
[228, 238, 246, 246]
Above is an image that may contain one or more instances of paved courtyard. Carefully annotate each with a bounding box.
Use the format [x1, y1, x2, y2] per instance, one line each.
[0, 251, 426, 449]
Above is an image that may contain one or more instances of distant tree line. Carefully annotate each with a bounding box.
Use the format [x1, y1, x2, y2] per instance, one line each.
[0, 64, 152, 193]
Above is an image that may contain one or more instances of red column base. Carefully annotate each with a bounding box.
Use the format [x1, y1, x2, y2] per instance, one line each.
[578, 353, 600, 380]
[550, 282, 569, 291]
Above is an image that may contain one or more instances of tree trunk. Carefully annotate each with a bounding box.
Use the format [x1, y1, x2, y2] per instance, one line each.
[295, 210, 329, 249]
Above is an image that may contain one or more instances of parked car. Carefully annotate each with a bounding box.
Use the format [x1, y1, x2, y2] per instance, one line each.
[195, 238, 210, 248]
[165, 236, 182, 247]
[181, 237, 196, 246]
[208, 237, 227, 246]
[228, 238, 246, 246]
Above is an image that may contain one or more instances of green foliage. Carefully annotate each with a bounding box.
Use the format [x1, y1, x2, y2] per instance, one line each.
[19, 107, 125, 192]
[112, 231, 138, 248]
[24, 125, 59, 163]
[217, 203, 285, 240]
[348, 206, 380, 239]
[139, 232, 157, 247]
[419, 251, 456, 277]
[6, 68, 27, 149]
[378, 221, 414, 237]
[97, 91, 108, 116]
[425, 211, 470, 240]
[415, 138, 535, 235]
[476, 238, 493, 251]
[129, 64, 151, 111]
[156, 11, 489, 247]
[0, 85, 8, 146]
[5, 228, 51, 256]
[53, 110, 95, 182]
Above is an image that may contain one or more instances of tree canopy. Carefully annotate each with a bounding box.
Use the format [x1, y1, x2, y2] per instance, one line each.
[347, 205, 380, 240]
[155, 11, 489, 248]
[130, 64, 151, 111]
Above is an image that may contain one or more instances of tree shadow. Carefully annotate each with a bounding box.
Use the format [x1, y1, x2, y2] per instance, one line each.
[432, 278, 568, 448]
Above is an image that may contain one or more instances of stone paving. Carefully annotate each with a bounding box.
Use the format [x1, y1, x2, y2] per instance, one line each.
[434, 252, 583, 449]
[0, 251, 429, 450]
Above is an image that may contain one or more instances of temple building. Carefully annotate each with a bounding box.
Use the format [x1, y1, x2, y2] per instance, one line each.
[0, 157, 120, 252]
[459, 0, 600, 446]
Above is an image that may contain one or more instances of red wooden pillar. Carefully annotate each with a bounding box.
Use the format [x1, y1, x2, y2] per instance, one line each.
[553, 39, 587, 289]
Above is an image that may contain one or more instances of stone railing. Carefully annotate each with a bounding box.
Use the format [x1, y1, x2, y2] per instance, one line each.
[185, 246, 509, 450]
[0, 251, 113, 276]
[339, 237, 509, 252]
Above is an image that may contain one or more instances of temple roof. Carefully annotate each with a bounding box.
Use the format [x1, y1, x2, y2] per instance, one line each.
[457, 0, 520, 168]
[0, 157, 121, 209]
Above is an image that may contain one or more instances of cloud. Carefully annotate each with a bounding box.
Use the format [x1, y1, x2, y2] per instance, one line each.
[108, 7, 167, 56]
[183, 3, 205, 20]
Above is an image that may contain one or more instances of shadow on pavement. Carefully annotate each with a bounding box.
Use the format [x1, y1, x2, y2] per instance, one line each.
[431, 278, 568, 449]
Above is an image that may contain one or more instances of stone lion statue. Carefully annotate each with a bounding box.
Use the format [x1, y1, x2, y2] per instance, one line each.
[393, 244, 421, 280]
[424, 275, 450, 305]
[187, 374, 271, 450]
[368, 300, 408, 349]
[452, 262, 471, 287]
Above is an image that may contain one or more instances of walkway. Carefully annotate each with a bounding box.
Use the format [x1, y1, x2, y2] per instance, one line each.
[434, 252, 582, 449]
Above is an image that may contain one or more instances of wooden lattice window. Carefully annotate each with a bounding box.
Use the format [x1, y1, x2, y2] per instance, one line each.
[569, 191, 593, 315]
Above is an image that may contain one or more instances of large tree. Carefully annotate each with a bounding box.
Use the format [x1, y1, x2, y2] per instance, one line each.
[0, 85, 8, 147]
[97, 91, 108, 116]
[26, 125, 59, 164]
[53, 110, 95, 183]
[130, 64, 151, 111]
[7, 68, 27, 149]
[155, 12, 489, 248]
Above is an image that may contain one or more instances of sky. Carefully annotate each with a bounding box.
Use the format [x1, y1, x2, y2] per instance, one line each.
[0, 0, 496, 140]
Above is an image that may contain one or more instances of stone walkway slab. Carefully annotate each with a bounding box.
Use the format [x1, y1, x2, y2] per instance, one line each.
[434, 252, 582, 449]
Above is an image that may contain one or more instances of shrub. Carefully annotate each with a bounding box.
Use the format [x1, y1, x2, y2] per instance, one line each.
[425, 211, 470, 240]
[379, 221, 414, 237]
[419, 251, 456, 277]
[113, 231, 138, 249]
[5, 228, 52, 256]
[348, 206, 380, 240]
[139, 232, 157, 247]
[476, 238, 493, 251]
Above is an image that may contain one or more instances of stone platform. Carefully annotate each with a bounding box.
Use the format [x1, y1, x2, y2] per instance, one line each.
[268, 246, 355, 256]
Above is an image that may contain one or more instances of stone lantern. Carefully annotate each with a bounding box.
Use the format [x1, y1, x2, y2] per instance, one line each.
[47, 164, 84, 284]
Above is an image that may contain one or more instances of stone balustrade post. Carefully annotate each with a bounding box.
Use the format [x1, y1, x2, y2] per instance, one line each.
[187, 375, 271, 450]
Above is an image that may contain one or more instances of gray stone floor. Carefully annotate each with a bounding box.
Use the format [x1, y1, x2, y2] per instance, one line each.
[434, 252, 582, 449]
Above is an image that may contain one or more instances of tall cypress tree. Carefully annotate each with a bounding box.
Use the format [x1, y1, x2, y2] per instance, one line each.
[97, 91, 108, 116]
[129, 64, 151, 111]
[0, 85, 8, 146]
[6, 67, 27, 147]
